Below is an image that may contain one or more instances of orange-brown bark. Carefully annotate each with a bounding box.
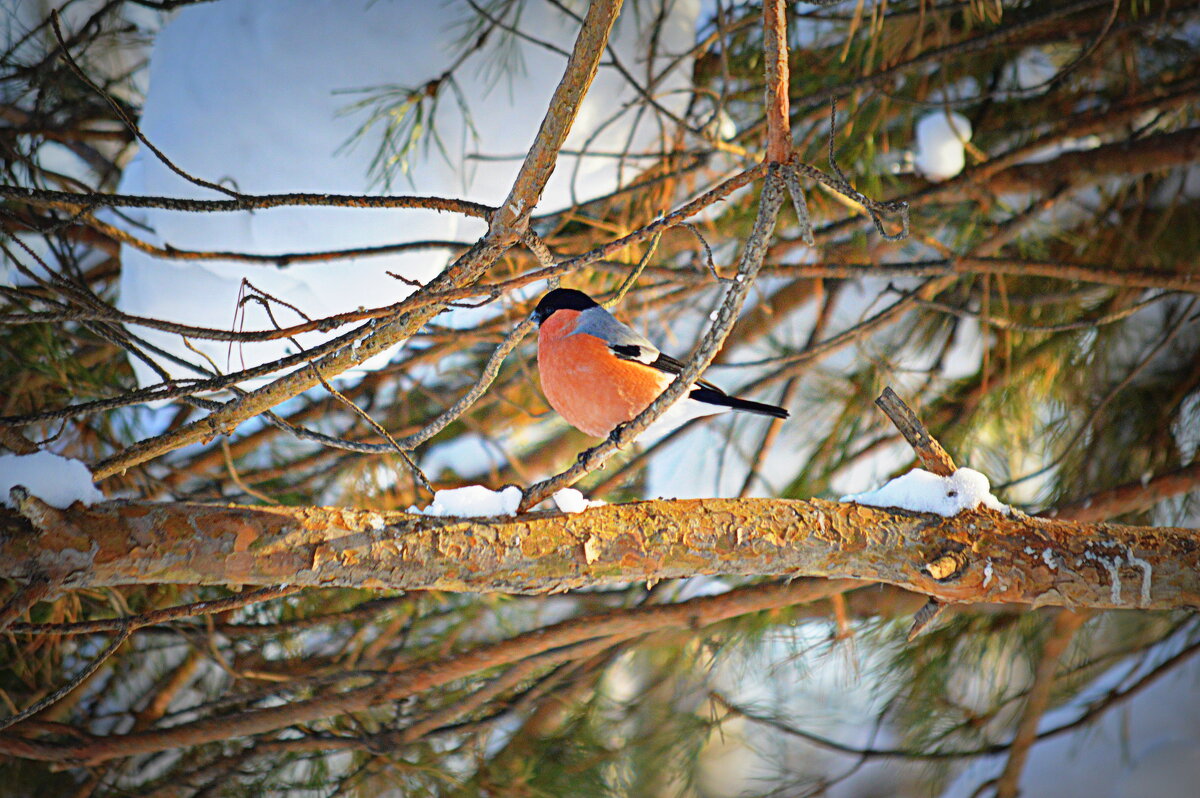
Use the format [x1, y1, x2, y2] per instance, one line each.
[3, 494, 1196, 611]
[763, 0, 791, 163]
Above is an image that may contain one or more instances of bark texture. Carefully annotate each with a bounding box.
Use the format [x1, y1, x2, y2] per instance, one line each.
[3, 495, 1196, 611]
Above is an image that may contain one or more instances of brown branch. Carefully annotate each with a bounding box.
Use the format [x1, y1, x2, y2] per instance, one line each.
[753, 257, 1200, 293]
[2, 493, 1196, 610]
[1046, 461, 1200, 522]
[874, 387, 957, 476]
[762, 0, 791, 163]
[789, 0, 1113, 111]
[0, 184, 495, 217]
[83, 210, 472, 265]
[975, 127, 1200, 197]
[8, 584, 300, 636]
[489, 0, 624, 237]
[132, 649, 204, 731]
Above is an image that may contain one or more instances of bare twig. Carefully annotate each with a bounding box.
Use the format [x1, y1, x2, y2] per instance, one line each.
[0, 576, 56, 633]
[0, 623, 130, 731]
[762, 0, 792, 164]
[874, 387, 956, 476]
[9, 585, 301, 636]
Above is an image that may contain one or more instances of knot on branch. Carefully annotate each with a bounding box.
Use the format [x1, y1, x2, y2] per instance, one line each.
[923, 549, 968, 582]
[10, 486, 67, 532]
[6, 488, 96, 585]
[488, 202, 531, 245]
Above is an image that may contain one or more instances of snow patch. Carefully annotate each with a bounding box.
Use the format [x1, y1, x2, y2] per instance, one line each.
[1126, 548, 1153, 607]
[840, 467, 1009, 517]
[1081, 545, 1133, 605]
[914, 111, 973, 181]
[0, 453, 104, 509]
[982, 559, 994, 588]
[552, 488, 606, 514]
[1103, 558, 1123, 604]
[409, 485, 522, 518]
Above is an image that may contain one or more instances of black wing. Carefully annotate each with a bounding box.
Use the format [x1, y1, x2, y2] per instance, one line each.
[610, 345, 722, 393]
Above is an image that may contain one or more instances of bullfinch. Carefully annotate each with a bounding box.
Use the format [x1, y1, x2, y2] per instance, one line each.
[532, 288, 789, 438]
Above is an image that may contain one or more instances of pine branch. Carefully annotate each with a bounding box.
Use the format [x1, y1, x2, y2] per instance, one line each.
[2, 492, 1193, 612]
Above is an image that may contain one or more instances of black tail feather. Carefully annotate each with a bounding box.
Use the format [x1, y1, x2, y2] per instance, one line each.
[689, 387, 789, 419]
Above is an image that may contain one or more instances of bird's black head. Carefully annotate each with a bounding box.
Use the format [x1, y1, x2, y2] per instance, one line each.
[532, 288, 598, 325]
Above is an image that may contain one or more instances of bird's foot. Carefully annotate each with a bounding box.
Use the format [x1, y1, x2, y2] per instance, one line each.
[607, 422, 631, 447]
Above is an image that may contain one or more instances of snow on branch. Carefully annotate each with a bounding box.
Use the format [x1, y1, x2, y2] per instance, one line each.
[2, 491, 1195, 612]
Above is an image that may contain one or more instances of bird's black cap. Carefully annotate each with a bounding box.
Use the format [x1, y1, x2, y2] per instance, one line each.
[532, 288, 598, 324]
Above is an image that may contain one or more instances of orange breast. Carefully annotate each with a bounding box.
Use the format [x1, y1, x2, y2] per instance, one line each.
[538, 312, 670, 437]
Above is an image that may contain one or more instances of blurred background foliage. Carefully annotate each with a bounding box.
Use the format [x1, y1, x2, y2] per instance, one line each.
[1, 0, 1199, 795]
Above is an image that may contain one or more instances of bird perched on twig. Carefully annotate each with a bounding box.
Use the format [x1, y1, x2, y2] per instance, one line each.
[532, 288, 789, 439]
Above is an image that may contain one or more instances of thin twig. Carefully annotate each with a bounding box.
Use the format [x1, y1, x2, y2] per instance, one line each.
[0, 623, 130, 731]
[874, 387, 956, 476]
[9, 585, 301, 636]
[50, 11, 240, 200]
[0, 576, 56, 633]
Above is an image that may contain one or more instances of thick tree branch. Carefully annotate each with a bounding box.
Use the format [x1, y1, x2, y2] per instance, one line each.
[2, 494, 1195, 611]
[947, 127, 1200, 199]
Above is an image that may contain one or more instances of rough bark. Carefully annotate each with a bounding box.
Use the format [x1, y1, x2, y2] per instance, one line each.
[762, 0, 791, 164]
[3, 494, 1196, 611]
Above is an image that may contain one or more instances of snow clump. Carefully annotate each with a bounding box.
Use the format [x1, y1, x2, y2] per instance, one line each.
[409, 485, 522, 517]
[552, 488, 606, 514]
[0, 452, 104, 509]
[914, 111, 973, 181]
[841, 467, 1008, 517]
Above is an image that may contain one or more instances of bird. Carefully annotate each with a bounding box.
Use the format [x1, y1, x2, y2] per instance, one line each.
[532, 288, 789, 438]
